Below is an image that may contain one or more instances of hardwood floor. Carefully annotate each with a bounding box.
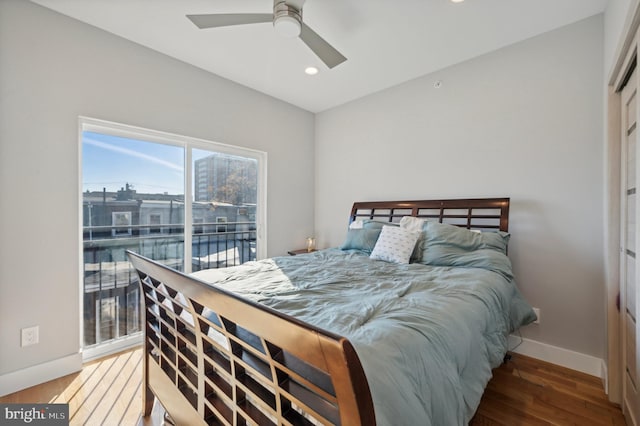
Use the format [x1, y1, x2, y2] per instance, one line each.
[0, 349, 626, 425]
[0, 348, 162, 426]
[470, 354, 627, 425]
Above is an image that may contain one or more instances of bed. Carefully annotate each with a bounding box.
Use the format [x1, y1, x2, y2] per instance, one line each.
[127, 197, 536, 425]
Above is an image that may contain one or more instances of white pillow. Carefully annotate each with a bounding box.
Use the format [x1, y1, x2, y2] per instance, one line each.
[349, 219, 365, 229]
[400, 216, 427, 262]
[370, 225, 420, 264]
[399, 216, 425, 232]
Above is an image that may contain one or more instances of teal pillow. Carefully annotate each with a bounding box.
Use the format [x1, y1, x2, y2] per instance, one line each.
[340, 228, 381, 253]
[419, 221, 509, 254]
[415, 221, 511, 276]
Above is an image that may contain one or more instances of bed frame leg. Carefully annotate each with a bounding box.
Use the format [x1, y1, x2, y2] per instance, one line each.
[141, 350, 154, 417]
[142, 382, 154, 416]
[163, 412, 176, 425]
[141, 330, 154, 417]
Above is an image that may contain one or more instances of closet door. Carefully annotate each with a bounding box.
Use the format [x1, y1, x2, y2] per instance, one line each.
[622, 66, 640, 426]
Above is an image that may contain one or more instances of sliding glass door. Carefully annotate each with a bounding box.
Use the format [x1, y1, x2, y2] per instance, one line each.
[80, 118, 265, 358]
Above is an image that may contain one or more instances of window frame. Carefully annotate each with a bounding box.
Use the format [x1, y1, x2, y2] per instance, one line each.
[216, 216, 228, 233]
[148, 213, 162, 234]
[78, 116, 267, 358]
[111, 211, 132, 237]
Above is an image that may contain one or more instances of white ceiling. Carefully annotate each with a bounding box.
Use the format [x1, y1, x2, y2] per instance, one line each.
[31, 0, 608, 113]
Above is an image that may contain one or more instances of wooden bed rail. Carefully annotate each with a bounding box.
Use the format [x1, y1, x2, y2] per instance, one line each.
[127, 250, 376, 426]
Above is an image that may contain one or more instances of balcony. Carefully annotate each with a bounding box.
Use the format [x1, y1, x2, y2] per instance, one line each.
[82, 222, 256, 348]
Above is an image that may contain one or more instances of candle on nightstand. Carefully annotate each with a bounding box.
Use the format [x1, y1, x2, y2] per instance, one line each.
[306, 237, 316, 252]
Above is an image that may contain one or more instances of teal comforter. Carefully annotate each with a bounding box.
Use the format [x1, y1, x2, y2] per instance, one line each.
[192, 248, 534, 425]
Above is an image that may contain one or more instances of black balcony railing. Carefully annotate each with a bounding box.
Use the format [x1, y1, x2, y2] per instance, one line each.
[82, 222, 256, 348]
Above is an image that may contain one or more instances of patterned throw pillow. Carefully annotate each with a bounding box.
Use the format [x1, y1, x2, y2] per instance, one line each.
[369, 225, 420, 264]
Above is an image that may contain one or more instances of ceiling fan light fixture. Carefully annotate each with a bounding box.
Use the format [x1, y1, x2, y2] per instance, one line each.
[273, 1, 302, 37]
[274, 15, 301, 37]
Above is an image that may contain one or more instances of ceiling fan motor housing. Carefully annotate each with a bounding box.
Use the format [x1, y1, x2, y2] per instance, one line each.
[273, 1, 302, 37]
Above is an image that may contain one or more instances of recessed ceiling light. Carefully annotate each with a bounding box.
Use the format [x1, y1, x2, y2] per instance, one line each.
[305, 67, 319, 75]
[451, 0, 464, 3]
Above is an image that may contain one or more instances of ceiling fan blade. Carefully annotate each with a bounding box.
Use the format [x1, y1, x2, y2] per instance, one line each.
[187, 14, 272, 29]
[299, 23, 346, 69]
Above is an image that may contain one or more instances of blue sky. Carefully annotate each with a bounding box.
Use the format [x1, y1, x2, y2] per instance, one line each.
[82, 132, 256, 196]
[82, 131, 185, 194]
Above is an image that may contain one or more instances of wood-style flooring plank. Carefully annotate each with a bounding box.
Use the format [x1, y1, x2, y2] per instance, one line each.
[0, 349, 626, 425]
[470, 353, 627, 426]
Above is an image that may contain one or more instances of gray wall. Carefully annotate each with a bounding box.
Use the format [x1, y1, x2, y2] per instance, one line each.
[315, 16, 605, 358]
[0, 0, 314, 377]
[604, 0, 636, 79]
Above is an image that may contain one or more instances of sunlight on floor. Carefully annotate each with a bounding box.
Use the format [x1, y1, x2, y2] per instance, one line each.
[0, 347, 165, 425]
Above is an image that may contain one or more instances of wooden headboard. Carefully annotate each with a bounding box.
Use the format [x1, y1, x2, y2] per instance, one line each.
[349, 197, 510, 232]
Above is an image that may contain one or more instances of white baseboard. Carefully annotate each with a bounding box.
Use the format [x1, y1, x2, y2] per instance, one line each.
[0, 338, 607, 398]
[508, 335, 605, 379]
[0, 353, 82, 397]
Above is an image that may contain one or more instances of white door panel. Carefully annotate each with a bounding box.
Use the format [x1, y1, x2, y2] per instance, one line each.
[622, 67, 640, 426]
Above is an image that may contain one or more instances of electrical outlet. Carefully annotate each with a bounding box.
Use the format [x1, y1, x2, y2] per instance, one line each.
[532, 308, 541, 324]
[21, 326, 39, 347]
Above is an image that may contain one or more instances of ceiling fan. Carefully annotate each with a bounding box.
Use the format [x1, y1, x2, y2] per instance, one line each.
[186, 0, 347, 69]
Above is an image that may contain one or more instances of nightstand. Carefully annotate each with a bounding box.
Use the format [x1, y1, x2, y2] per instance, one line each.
[287, 249, 317, 256]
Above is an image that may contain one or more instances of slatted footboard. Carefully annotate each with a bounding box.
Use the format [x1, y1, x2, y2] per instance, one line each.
[127, 251, 375, 426]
